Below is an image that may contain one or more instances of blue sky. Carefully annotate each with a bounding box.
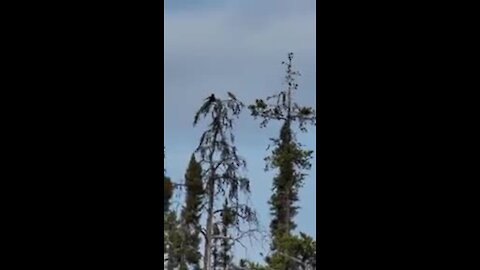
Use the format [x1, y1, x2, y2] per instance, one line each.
[164, 0, 316, 263]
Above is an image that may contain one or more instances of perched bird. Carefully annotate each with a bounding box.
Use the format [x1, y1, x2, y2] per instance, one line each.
[227, 91, 236, 100]
[194, 93, 216, 125]
[207, 93, 216, 103]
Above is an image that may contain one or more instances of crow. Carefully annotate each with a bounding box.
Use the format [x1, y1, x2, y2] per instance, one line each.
[227, 91, 236, 100]
[207, 93, 216, 103]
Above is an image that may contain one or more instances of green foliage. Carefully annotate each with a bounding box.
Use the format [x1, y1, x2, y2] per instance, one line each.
[248, 53, 316, 268]
[214, 200, 235, 269]
[164, 148, 173, 213]
[164, 211, 182, 269]
[178, 154, 204, 269]
[164, 176, 173, 213]
[268, 122, 314, 238]
[239, 259, 269, 270]
[266, 233, 316, 270]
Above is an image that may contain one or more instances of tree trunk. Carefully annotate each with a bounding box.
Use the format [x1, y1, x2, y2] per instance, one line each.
[203, 176, 215, 270]
[203, 128, 219, 270]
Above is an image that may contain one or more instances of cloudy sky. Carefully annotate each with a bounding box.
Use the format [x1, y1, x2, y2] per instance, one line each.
[164, 0, 316, 263]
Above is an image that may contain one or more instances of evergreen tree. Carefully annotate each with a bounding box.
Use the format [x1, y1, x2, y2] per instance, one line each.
[267, 233, 316, 270]
[164, 148, 181, 270]
[164, 148, 173, 213]
[249, 53, 316, 269]
[178, 154, 204, 269]
[164, 149, 173, 257]
[194, 93, 257, 270]
[164, 177, 173, 213]
[238, 259, 268, 270]
[215, 200, 235, 270]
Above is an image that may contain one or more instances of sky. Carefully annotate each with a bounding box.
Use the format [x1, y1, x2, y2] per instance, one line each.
[164, 0, 316, 263]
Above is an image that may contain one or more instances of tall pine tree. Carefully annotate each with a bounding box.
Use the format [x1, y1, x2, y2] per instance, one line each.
[214, 199, 235, 270]
[178, 154, 203, 270]
[164, 148, 173, 213]
[164, 148, 173, 259]
[194, 93, 257, 270]
[249, 53, 316, 269]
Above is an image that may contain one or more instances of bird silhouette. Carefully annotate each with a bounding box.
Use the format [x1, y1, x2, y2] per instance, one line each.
[207, 93, 216, 103]
[227, 91, 236, 100]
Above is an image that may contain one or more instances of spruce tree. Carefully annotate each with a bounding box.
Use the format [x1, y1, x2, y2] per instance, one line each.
[165, 211, 188, 270]
[164, 177, 173, 213]
[215, 199, 234, 270]
[249, 53, 316, 269]
[267, 233, 316, 270]
[194, 93, 257, 270]
[164, 148, 173, 213]
[164, 149, 173, 258]
[178, 154, 203, 269]
[164, 148, 184, 270]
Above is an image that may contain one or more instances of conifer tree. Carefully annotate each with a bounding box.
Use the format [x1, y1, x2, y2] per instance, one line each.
[178, 154, 204, 269]
[164, 148, 173, 213]
[164, 149, 173, 257]
[249, 53, 316, 269]
[267, 233, 316, 270]
[215, 199, 235, 270]
[194, 93, 257, 270]
[164, 148, 185, 270]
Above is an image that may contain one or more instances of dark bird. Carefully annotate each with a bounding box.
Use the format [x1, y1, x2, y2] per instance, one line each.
[194, 93, 216, 125]
[207, 93, 216, 103]
[227, 91, 236, 100]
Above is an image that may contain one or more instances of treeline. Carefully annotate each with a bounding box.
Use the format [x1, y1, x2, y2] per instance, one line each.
[164, 53, 316, 270]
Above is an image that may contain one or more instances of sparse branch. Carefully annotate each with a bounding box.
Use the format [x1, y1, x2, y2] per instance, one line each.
[211, 228, 260, 242]
[276, 251, 308, 268]
[199, 226, 207, 239]
[193, 93, 256, 270]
